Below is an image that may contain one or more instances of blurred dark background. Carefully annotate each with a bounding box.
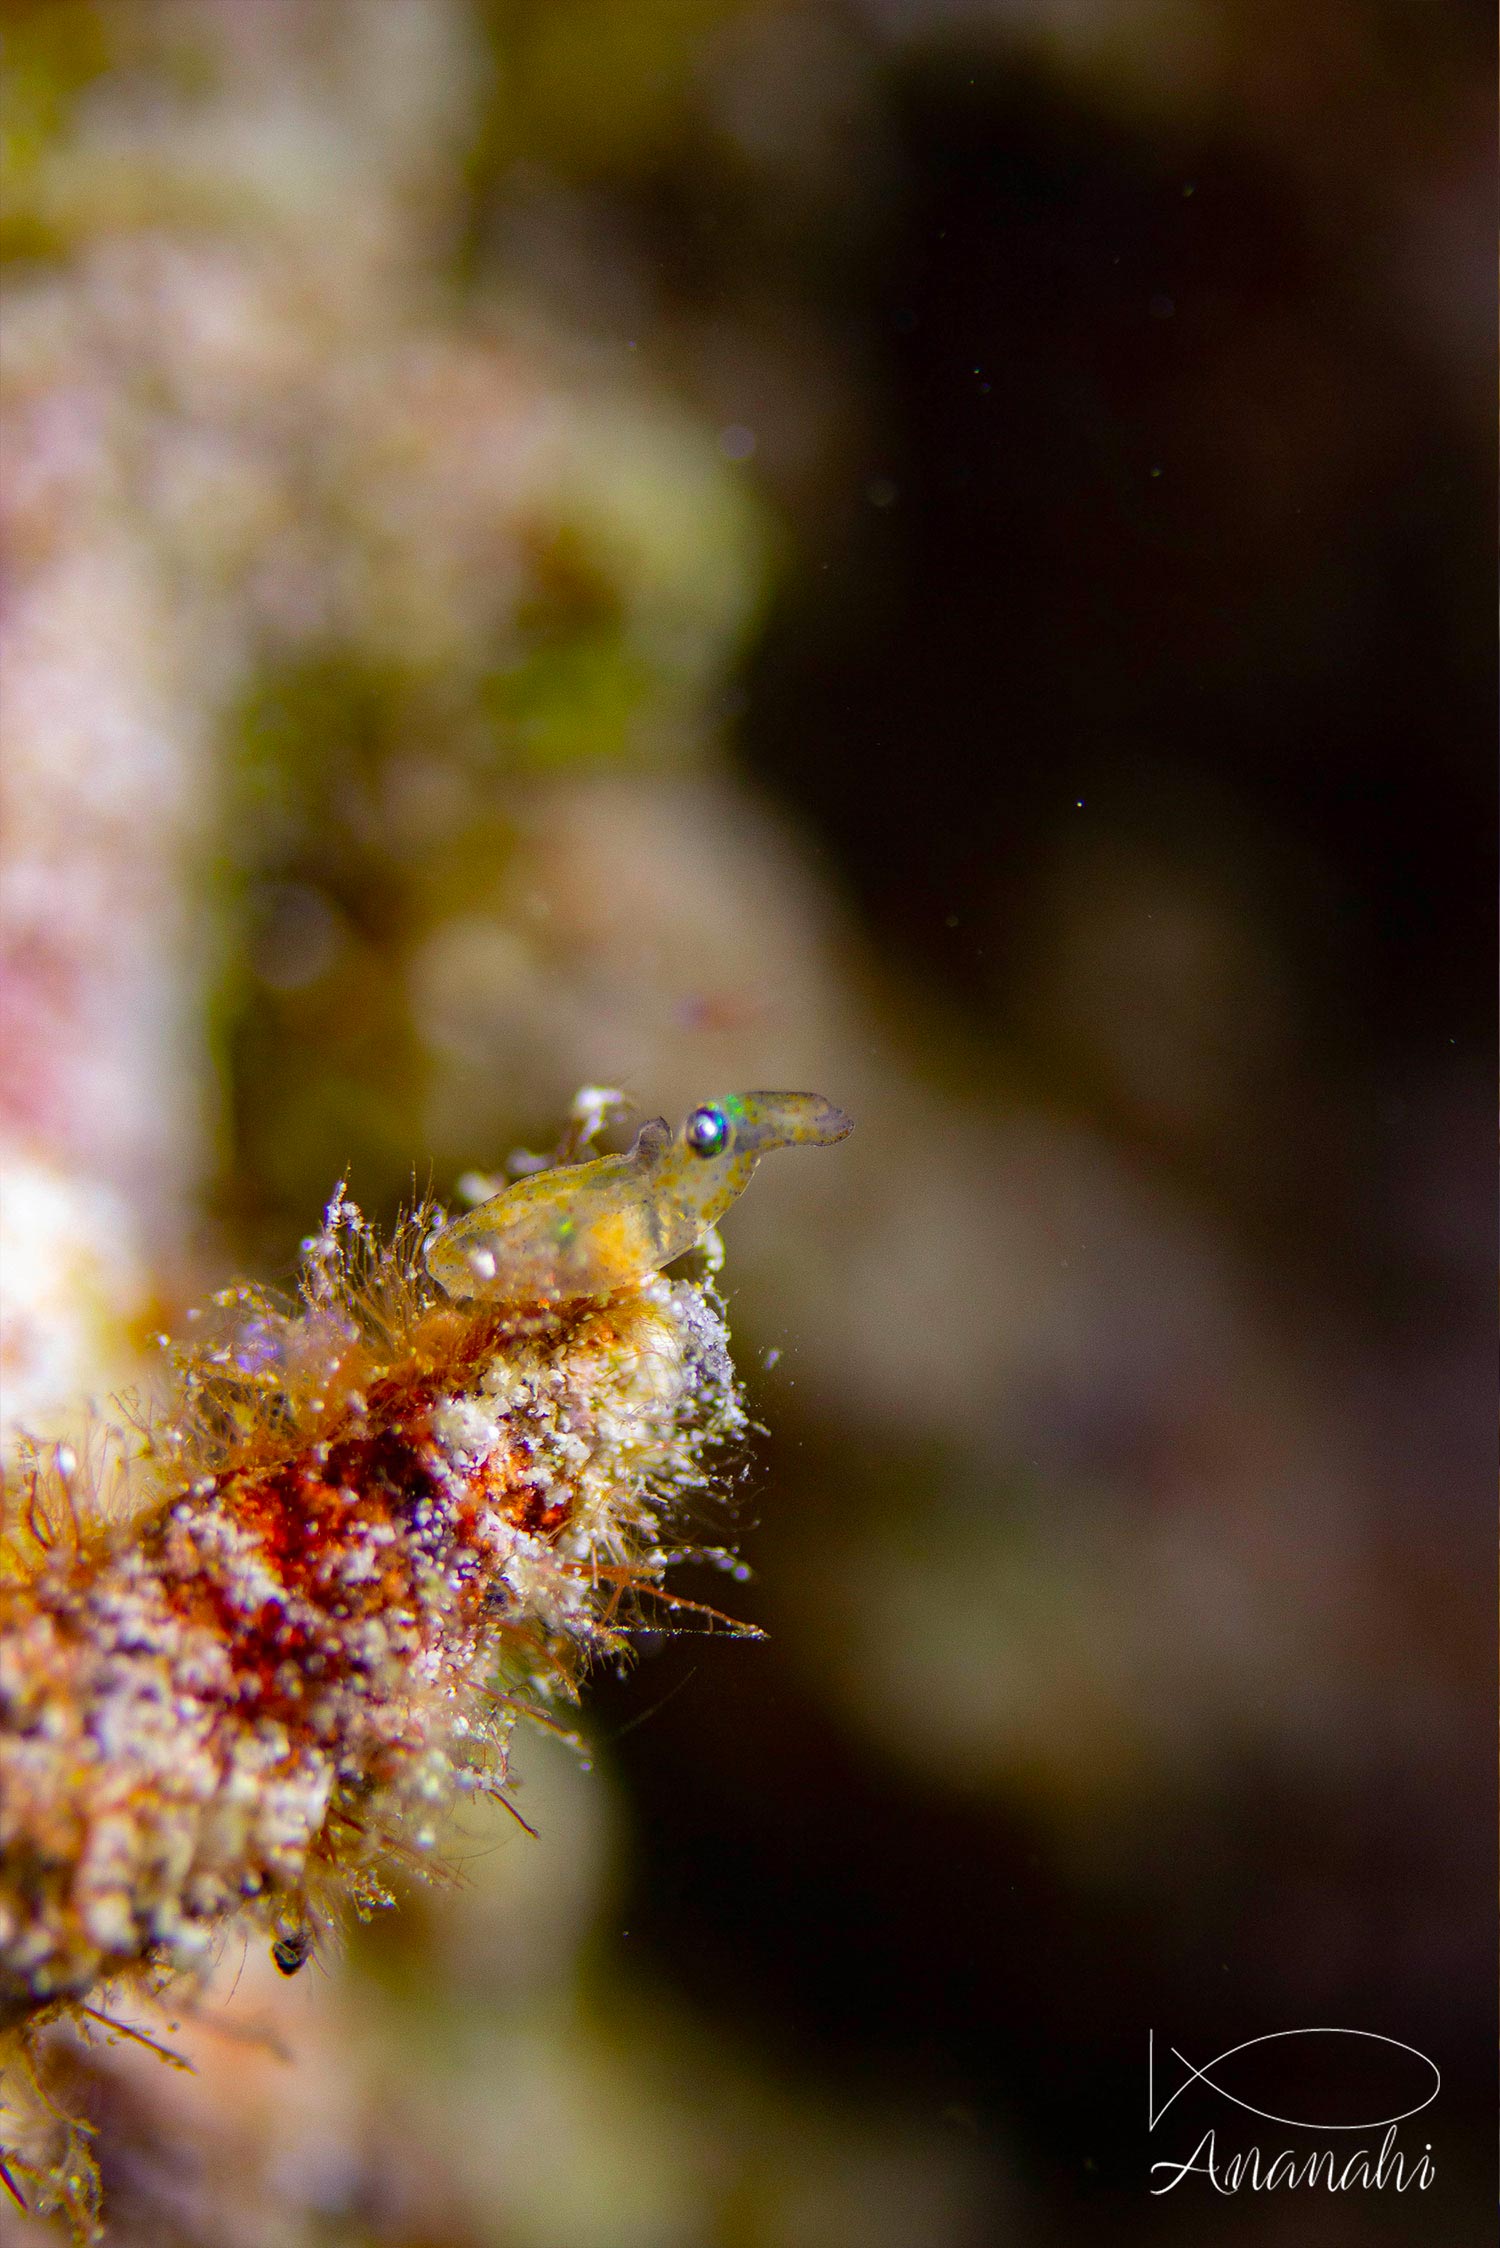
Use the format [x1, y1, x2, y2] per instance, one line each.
[1, 2, 1492, 2242]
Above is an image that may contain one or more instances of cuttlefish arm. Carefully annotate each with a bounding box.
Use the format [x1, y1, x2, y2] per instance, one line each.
[425, 1091, 853, 1307]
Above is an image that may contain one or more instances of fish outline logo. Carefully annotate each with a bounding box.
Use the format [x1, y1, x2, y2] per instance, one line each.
[1148, 2028, 1440, 2135]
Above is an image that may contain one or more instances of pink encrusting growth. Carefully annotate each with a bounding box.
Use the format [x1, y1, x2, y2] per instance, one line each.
[0, 1163, 761, 2235]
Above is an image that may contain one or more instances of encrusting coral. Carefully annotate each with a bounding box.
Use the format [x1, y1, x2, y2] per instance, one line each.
[0, 1091, 849, 2236]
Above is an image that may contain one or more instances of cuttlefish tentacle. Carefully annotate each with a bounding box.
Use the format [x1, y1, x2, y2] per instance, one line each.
[425, 1092, 853, 1308]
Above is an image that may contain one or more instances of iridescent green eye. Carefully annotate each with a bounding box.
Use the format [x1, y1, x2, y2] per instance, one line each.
[684, 1105, 729, 1157]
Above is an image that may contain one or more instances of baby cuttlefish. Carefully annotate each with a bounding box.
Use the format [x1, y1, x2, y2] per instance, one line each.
[425, 1091, 853, 1308]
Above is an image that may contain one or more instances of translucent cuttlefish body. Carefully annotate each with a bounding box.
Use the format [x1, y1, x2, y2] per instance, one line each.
[425, 1091, 853, 1307]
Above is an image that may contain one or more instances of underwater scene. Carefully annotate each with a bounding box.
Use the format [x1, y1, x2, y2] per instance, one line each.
[0, 3, 1490, 2242]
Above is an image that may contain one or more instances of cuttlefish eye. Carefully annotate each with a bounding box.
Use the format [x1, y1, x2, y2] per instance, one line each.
[684, 1105, 729, 1157]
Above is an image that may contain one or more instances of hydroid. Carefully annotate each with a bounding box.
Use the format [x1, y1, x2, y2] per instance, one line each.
[0, 1170, 751, 2235]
